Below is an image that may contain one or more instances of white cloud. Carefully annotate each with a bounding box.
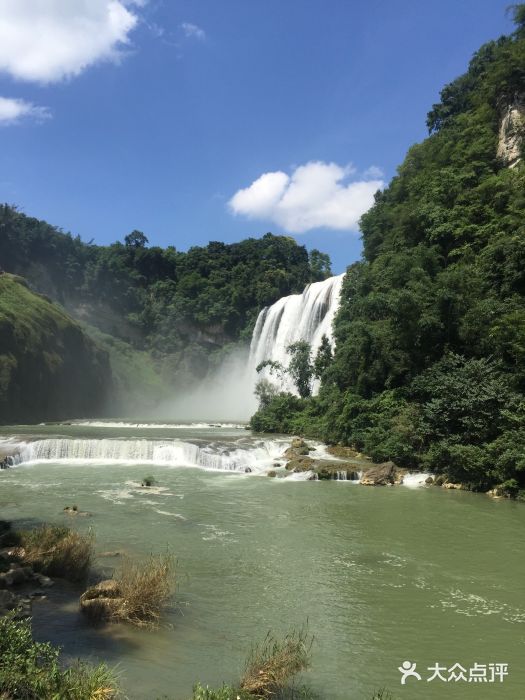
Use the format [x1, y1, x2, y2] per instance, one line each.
[0, 0, 141, 83]
[363, 165, 384, 179]
[229, 161, 384, 234]
[0, 96, 50, 125]
[181, 22, 206, 40]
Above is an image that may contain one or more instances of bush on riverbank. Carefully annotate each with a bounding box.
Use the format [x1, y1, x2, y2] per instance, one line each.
[240, 627, 312, 697]
[81, 552, 175, 628]
[0, 614, 120, 699]
[19, 525, 94, 582]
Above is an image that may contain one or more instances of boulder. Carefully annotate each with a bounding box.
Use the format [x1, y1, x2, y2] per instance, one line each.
[63, 506, 91, 517]
[33, 573, 54, 588]
[487, 488, 502, 499]
[291, 437, 307, 449]
[285, 456, 313, 472]
[360, 461, 398, 486]
[443, 482, 463, 490]
[80, 579, 123, 622]
[433, 475, 446, 487]
[425, 476, 434, 485]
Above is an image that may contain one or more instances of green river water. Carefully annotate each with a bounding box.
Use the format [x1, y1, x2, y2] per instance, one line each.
[0, 422, 524, 700]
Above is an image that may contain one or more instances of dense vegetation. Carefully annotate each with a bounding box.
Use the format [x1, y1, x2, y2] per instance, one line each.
[251, 7, 525, 495]
[0, 274, 110, 423]
[0, 615, 119, 700]
[0, 208, 329, 410]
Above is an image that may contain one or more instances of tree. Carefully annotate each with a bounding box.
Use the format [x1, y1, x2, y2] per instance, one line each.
[313, 334, 333, 379]
[309, 249, 332, 281]
[287, 341, 314, 398]
[124, 230, 149, 248]
[254, 378, 279, 409]
[256, 342, 314, 398]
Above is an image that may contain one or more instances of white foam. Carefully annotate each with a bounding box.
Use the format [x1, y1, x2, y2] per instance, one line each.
[402, 472, 432, 488]
[70, 421, 247, 430]
[10, 437, 289, 475]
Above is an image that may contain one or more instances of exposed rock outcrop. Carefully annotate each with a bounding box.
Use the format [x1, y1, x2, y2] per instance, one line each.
[360, 461, 402, 486]
[497, 99, 524, 168]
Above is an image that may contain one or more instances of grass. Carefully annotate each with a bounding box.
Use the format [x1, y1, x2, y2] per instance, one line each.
[0, 614, 120, 700]
[240, 627, 313, 698]
[19, 525, 94, 582]
[113, 552, 174, 627]
[82, 552, 175, 628]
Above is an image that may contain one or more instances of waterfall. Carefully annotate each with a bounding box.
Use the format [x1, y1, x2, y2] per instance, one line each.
[247, 274, 345, 394]
[12, 437, 287, 474]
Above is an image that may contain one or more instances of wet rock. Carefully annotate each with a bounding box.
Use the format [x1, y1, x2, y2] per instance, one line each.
[285, 456, 314, 472]
[63, 506, 92, 517]
[487, 488, 502, 499]
[425, 476, 434, 485]
[33, 573, 54, 588]
[433, 475, 446, 487]
[291, 437, 307, 449]
[314, 461, 360, 480]
[80, 579, 123, 622]
[360, 461, 399, 486]
[326, 445, 361, 459]
[443, 482, 463, 490]
[244, 467, 252, 473]
[267, 470, 277, 478]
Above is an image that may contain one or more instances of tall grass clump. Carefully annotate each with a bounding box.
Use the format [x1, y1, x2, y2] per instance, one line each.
[240, 626, 313, 698]
[81, 552, 175, 628]
[20, 525, 94, 582]
[114, 552, 174, 627]
[0, 614, 120, 699]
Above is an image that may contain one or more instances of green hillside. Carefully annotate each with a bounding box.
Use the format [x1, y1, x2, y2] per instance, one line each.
[0, 274, 111, 423]
[251, 7, 525, 495]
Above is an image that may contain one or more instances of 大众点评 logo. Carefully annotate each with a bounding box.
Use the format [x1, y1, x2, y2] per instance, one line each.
[398, 661, 508, 685]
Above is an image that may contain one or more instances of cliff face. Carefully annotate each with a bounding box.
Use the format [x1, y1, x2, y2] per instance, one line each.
[0, 274, 111, 424]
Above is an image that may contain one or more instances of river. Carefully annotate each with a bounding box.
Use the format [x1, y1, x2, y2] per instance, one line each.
[1, 421, 524, 699]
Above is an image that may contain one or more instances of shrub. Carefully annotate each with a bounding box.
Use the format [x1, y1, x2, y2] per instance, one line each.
[240, 627, 313, 698]
[114, 552, 174, 627]
[141, 475, 156, 487]
[20, 525, 94, 582]
[82, 553, 175, 628]
[0, 614, 120, 699]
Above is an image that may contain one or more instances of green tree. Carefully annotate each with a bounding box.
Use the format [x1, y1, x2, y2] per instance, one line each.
[309, 249, 332, 281]
[313, 334, 333, 379]
[124, 230, 149, 248]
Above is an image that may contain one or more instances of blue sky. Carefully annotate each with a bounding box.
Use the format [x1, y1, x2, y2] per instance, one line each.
[0, 0, 515, 273]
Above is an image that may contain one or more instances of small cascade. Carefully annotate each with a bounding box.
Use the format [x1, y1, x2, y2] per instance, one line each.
[333, 470, 348, 481]
[247, 274, 345, 394]
[12, 438, 287, 474]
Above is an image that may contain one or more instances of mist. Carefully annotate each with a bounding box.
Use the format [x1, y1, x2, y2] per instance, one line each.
[153, 346, 259, 422]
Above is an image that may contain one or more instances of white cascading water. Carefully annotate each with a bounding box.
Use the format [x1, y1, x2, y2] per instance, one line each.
[10, 438, 287, 474]
[247, 274, 345, 394]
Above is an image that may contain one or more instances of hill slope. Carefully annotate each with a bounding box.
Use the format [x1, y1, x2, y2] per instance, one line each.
[251, 6, 525, 495]
[0, 274, 111, 423]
